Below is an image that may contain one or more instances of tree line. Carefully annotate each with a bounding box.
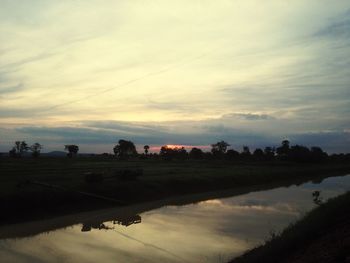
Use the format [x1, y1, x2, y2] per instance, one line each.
[8, 141, 43, 158]
[6, 139, 350, 163]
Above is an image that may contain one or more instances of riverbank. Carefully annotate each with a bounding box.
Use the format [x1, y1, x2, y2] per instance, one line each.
[1, 157, 350, 225]
[230, 191, 350, 263]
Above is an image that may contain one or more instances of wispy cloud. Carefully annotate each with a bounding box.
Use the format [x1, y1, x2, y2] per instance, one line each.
[0, 83, 24, 94]
[222, 113, 275, 121]
[0, 1, 349, 152]
[314, 9, 350, 40]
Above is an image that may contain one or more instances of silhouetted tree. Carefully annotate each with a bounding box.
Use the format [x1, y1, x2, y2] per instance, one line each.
[9, 148, 16, 158]
[253, 148, 264, 161]
[189, 147, 204, 159]
[159, 146, 171, 159]
[310, 146, 328, 162]
[30, 143, 43, 158]
[64, 144, 79, 158]
[113, 139, 137, 159]
[276, 140, 290, 158]
[264, 147, 275, 161]
[243, 146, 250, 154]
[160, 146, 187, 160]
[241, 146, 251, 160]
[211, 141, 230, 158]
[288, 145, 311, 162]
[9, 141, 29, 157]
[144, 145, 150, 155]
[211, 141, 230, 153]
[177, 147, 188, 160]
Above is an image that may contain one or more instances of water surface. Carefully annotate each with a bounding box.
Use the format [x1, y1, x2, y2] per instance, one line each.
[1, 175, 350, 263]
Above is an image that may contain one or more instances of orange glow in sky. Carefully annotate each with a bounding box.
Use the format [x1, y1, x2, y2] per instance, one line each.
[149, 145, 210, 152]
[165, 144, 186, 149]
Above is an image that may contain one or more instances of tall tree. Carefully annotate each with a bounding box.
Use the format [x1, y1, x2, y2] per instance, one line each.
[10, 141, 29, 157]
[253, 148, 264, 161]
[310, 146, 327, 162]
[64, 145, 79, 158]
[30, 143, 43, 158]
[289, 145, 310, 162]
[241, 145, 252, 160]
[189, 147, 204, 159]
[276, 139, 290, 156]
[242, 146, 251, 155]
[144, 145, 150, 155]
[211, 141, 230, 154]
[211, 141, 230, 159]
[113, 139, 137, 159]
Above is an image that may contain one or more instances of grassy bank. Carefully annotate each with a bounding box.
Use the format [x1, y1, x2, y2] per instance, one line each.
[1, 157, 350, 224]
[230, 191, 350, 263]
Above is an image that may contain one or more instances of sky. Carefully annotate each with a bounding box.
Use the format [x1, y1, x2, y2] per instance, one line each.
[0, 0, 349, 153]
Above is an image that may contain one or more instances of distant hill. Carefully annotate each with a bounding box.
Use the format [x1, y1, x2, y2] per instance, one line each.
[43, 151, 67, 157]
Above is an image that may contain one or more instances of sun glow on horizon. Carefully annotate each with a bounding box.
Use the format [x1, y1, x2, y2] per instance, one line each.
[152, 144, 210, 151]
[166, 144, 186, 149]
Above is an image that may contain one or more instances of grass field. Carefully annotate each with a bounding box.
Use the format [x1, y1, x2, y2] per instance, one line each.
[1, 157, 350, 224]
[230, 191, 350, 263]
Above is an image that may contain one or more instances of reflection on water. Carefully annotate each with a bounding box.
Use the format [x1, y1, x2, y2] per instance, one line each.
[0, 175, 350, 263]
[81, 214, 141, 232]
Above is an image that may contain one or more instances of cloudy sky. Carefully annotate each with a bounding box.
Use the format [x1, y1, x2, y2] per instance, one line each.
[0, 0, 349, 153]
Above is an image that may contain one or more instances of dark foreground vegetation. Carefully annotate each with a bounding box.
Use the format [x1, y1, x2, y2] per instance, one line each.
[1, 139, 350, 225]
[230, 191, 350, 263]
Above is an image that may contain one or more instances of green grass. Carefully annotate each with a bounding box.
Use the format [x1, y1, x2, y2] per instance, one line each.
[229, 191, 350, 263]
[1, 157, 350, 224]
